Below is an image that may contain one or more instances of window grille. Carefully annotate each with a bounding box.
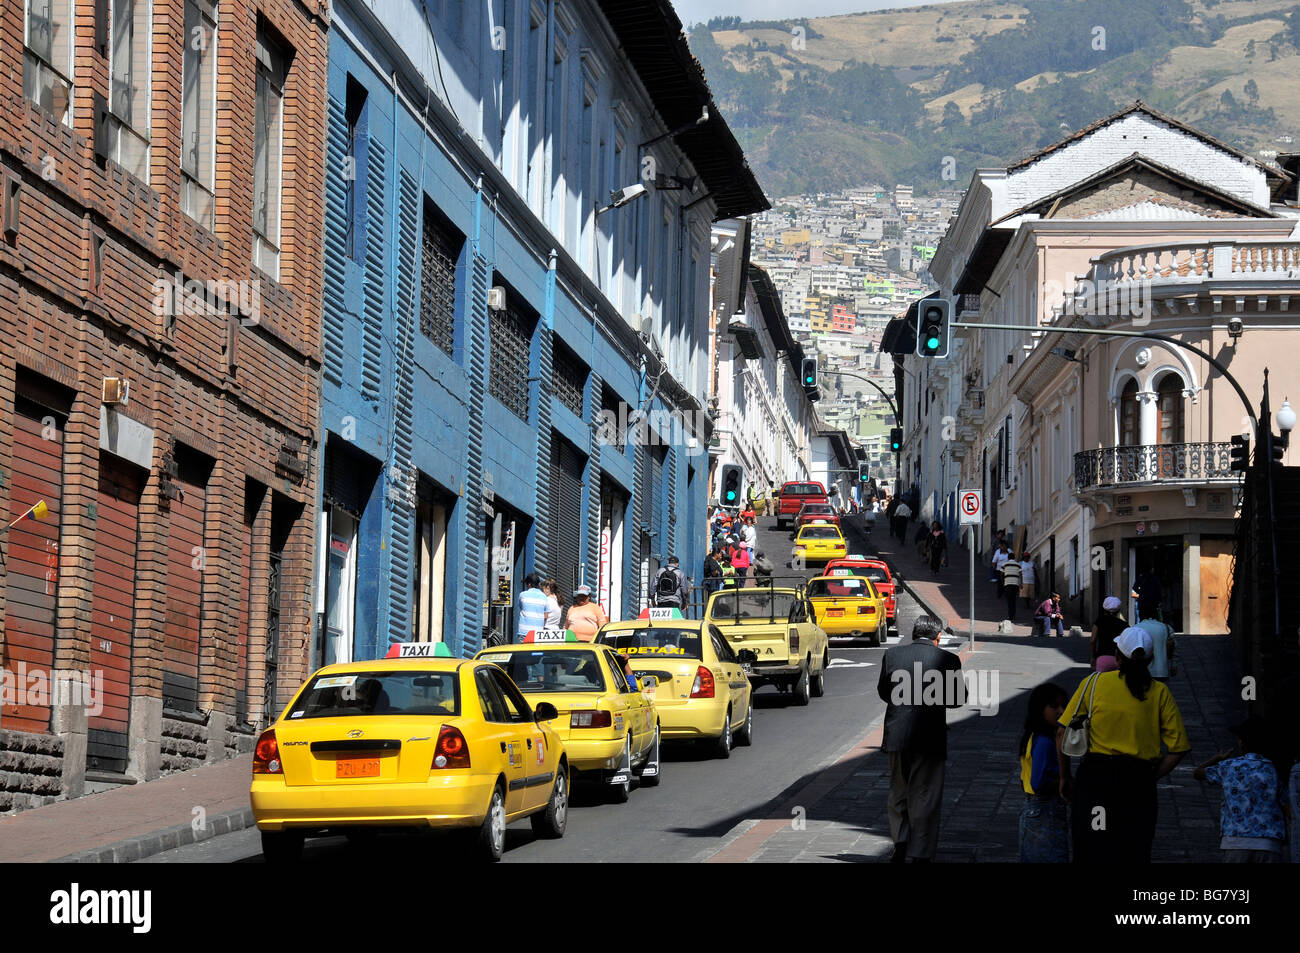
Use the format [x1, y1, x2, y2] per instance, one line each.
[420, 203, 461, 354]
[552, 339, 585, 417]
[490, 300, 532, 422]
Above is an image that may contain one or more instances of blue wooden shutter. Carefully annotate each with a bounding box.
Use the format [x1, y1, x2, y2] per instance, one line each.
[361, 136, 387, 398]
[322, 95, 348, 386]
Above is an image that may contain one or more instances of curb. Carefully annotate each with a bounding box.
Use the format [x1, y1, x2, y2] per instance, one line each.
[50, 807, 256, 864]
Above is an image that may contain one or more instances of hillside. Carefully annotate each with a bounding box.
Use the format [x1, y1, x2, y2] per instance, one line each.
[687, 0, 1300, 197]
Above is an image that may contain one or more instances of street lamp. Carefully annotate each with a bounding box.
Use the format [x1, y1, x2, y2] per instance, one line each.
[1277, 398, 1296, 448]
[595, 183, 648, 216]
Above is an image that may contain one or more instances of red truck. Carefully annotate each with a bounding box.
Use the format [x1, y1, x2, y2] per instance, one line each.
[776, 481, 829, 531]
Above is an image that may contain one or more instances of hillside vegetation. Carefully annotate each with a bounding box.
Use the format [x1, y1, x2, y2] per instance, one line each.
[688, 0, 1300, 197]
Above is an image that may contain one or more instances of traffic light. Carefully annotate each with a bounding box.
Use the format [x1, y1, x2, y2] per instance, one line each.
[1230, 433, 1250, 473]
[915, 298, 951, 359]
[858, 464, 870, 483]
[719, 464, 744, 506]
[1269, 433, 1285, 466]
[801, 357, 818, 390]
[889, 428, 903, 453]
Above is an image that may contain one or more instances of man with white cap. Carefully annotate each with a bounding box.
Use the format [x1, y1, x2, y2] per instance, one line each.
[1056, 625, 1190, 863]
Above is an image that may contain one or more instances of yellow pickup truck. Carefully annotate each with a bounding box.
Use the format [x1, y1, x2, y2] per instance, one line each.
[703, 586, 830, 705]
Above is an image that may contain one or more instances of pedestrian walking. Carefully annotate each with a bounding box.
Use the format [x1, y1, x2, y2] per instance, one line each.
[1194, 716, 1287, 862]
[1034, 593, 1066, 637]
[1136, 614, 1176, 682]
[1132, 566, 1164, 622]
[741, 515, 758, 551]
[1000, 556, 1022, 621]
[1091, 596, 1127, 670]
[1018, 553, 1036, 609]
[1056, 626, 1190, 864]
[703, 545, 724, 597]
[1019, 682, 1070, 863]
[927, 521, 947, 575]
[731, 540, 752, 585]
[651, 555, 689, 610]
[541, 577, 563, 628]
[991, 541, 1012, 598]
[719, 554, 738, 589]
[894, 500, 912, 543]
[515, 573, 550, 643]
[565, 585, 608, 642]
[877, 615, 965, 863]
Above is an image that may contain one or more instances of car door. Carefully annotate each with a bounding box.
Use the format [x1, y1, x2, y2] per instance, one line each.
[487, 667, 558, 813]
[709, 625, 750, 728]
[605, 648, 653, 762]
[475, 667, 531, 816]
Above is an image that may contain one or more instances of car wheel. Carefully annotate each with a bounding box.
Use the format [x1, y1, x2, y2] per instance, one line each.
[714, 708, 733, 759]
[811, 652, 827, 698]
[793, 662, 811, 706]
[638, 725, 663, 786]
[477, 784, 507, 862]
[530, 763, 568, 838]
[735, 702, 754, 747]
[260, 830, 304, 864]
[608, 736, 632, 803]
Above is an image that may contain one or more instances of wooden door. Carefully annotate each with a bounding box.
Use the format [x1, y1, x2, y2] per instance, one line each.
[88, 456, 143, 771]
[1199, 538, 1234, 635]
[163, 462, 208, 712]
[3, 400, 64, 734]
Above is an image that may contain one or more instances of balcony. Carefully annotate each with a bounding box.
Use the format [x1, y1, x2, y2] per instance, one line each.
[1073, 442, 1235, 491]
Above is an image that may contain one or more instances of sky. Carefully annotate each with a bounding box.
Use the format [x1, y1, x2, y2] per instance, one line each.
[671, 0, 965, 28]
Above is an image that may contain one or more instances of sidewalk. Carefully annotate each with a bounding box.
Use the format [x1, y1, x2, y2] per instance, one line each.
[0, 755, 253, 863]
[704, 515, 1247, 863]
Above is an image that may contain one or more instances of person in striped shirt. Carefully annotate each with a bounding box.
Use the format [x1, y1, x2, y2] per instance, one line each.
[515, 573, 550, 643]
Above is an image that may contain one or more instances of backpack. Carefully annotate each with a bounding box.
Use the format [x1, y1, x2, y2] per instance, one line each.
[656, 567, 681, 600]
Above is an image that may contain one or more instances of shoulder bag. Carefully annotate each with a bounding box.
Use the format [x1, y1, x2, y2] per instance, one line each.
[1061, 673, 1100, 757]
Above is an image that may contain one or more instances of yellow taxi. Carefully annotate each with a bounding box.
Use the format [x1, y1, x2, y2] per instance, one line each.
[792, 520, 848, 565]
[250, 642, 568, 863]
[596, 608, 755, 758]
[805, 572, 887, 646]
[474, 628, 659, 803]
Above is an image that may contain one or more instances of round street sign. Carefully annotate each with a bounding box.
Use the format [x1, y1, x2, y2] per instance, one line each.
[959, 490, 982, 525]
[1136, 521, 1146, 535]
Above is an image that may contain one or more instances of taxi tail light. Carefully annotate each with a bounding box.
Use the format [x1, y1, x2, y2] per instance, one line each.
[690, 666, 715, 699]
[570, 710, 613, 729]
[790, 631, 801, 653]
[858, 605, 876, 614]
[432, 724, 471, 769]
[253, 729, 282, 775]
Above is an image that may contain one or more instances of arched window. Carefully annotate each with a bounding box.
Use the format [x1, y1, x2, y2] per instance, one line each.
[1156, 374, 1185, 446]
[1119, 379, 1139, 447]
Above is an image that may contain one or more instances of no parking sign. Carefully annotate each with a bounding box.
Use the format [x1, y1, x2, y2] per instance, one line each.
[959, 490, 983, 525]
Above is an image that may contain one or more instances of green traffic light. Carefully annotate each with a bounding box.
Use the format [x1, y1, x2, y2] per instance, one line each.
[926, 336, 940, 350]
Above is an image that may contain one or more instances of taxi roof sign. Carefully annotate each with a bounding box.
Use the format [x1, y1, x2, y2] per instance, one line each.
[385, 642, 454, 659]
[523, 628, 578, 643]
[637, 607, 684, 621]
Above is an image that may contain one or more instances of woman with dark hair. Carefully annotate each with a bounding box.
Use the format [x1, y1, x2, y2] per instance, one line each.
[927, 521, 947, 575]
[1019, 682, 1069, 862]
[1090, 596, 1127, 670]
[1056, 626, 1191, 863]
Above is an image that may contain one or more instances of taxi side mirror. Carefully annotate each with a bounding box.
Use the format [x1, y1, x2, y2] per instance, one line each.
[534, 702, 559, 722]
[638, 675, 659, 690]
[737, 649, 757, 665]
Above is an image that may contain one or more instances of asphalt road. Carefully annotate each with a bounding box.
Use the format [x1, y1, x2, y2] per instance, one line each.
[140, 512, 924, 864]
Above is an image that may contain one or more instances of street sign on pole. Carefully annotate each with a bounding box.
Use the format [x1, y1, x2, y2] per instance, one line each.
[958, 490, 981, 652]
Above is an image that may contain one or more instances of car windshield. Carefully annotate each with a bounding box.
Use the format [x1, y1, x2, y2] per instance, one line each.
[709, 590, 798, 622]
[802, 505, 834, 514]
[487, 650, 605, 693]
[835, 564, 889, 583]
[800, 527, 842, 540]
[785, 484, 822, 495]
[599, 627, 703, 659]
[287, 671, 460, 719]
[808, 578, 870, 598]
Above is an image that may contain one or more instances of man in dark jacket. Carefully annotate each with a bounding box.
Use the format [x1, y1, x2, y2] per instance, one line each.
[702, 546, 724, 597]
[876, 615, 965, 862]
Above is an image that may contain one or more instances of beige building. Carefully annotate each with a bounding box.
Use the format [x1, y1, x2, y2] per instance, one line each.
[900, 104, 1299, 634]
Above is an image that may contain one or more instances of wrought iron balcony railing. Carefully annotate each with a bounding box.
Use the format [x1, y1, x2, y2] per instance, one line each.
[1073, 442, 1235, 490]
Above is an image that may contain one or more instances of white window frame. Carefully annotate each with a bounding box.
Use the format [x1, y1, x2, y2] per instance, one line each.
[106, 0, 152, 182]
[181, 0, 218, 229]
[24, 0, 75, 126]
[253, 28, 288, 280]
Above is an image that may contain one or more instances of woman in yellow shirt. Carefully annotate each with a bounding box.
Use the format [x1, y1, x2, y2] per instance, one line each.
[1056, 626, 1190, 863]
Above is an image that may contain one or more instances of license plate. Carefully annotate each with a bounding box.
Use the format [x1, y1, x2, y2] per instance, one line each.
[336, 758, 381, 779]
[828, 608, 844, 617]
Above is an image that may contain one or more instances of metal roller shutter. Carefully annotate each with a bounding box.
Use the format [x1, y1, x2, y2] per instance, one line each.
[88, 456, 143, 772]
[163, 456, 208, 713]
[234, 500, 255, 725]
[3, 399, 64, 734]
[548, 439, 584, 592]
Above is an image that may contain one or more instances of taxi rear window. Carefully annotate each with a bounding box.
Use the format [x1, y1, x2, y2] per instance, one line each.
[835, 564, 890, 583]
[600, 627, 702, 659]
[491, 650, 606, 693]
[287, 671, 460, 719]
[800, 526, 842, 540]
[807, 578, 870, 598]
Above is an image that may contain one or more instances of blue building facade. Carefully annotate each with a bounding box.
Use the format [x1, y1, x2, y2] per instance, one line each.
[315, 0, 767, 661]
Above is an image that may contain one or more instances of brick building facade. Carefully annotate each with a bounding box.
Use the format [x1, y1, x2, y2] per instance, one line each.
[0, 0, 328, 811]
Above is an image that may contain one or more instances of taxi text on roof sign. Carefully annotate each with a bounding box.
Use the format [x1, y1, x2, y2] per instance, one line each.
[523, 628, 578, 643]
[637, 607, 684, 620]
[384, 642, 455, 659]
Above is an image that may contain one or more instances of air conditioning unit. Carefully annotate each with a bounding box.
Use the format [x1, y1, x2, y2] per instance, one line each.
[487, 286, 507, 311]
[102, 377, 130, 406]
